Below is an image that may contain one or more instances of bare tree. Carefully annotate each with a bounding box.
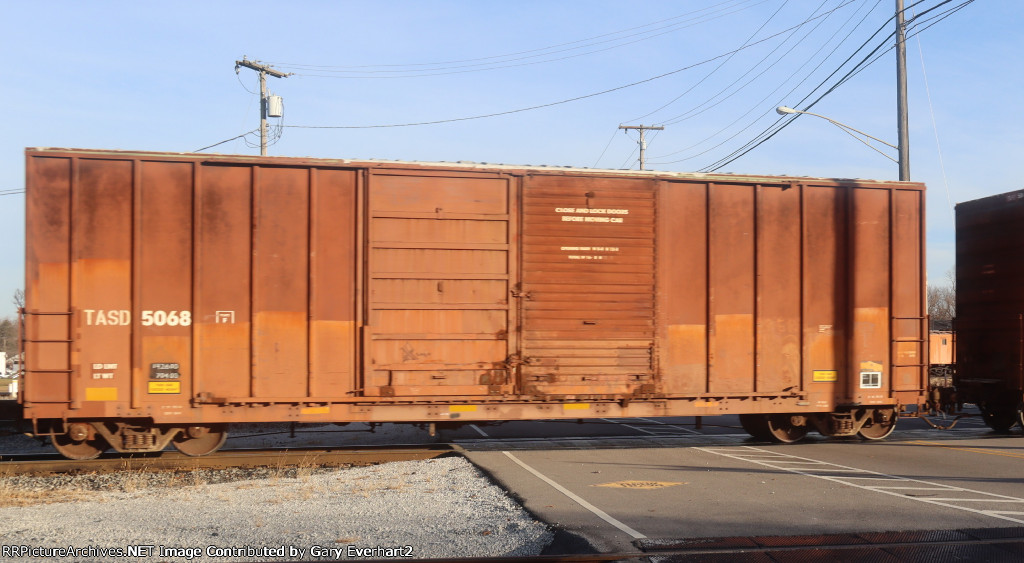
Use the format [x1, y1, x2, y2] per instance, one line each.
[928, 269, 955, 331]
[12, 289, 24, 309]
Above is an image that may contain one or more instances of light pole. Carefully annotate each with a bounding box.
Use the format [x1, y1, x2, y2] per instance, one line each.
[776, 106, 900, 168]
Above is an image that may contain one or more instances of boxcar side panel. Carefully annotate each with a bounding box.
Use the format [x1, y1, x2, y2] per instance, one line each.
[802, 186, 846, 407]
[252, 166, 310, 398]
[707, 183, 756, 394]
[24, 156, 73, 404]
[309, 168, 358, 398]
[891, 188, 927, 401]
[755, 185, 802, 393]
[73, 158, 134, 412]
[135, 161, 193, 411]
[847, 187, 892, 405]
[658, 181, 707, 395]
[193, 164, 252, 401]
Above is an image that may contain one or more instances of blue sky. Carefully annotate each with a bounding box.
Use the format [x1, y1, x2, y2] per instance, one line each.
[2, 0, 1016, 319]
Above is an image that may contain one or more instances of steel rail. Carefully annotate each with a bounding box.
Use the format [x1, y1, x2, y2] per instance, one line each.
[0, 444, 454, 475]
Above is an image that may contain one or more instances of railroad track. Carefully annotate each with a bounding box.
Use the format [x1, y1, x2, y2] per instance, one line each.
[0, 443, 455, 475]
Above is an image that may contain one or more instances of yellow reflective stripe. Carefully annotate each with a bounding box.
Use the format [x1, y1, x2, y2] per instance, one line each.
[301, 406, 330, 415]
[563, 403, 591, 410]
[85, 387, 118, 401]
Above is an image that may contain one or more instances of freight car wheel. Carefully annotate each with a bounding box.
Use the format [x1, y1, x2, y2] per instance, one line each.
[981, 408, 1017, 433]
[52, 429, 109, 460]
[857, 409, 897, 441]
[764, 414, 808, 443]
[171, 424, 228, 456]
[739, 414, 772, 441]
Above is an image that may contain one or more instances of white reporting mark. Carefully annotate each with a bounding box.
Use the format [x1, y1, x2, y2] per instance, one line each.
[468, 424, 646, 539]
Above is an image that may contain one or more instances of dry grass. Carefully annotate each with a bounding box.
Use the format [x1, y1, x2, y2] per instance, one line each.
[0, 481, 101, 508]
[0, 458, 341, 508]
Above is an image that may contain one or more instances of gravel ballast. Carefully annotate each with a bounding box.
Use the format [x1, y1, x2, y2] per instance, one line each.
[0, 423, 554, 561]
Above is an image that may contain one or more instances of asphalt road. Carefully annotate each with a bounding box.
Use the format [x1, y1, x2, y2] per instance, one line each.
[446, 413, 1024, 554]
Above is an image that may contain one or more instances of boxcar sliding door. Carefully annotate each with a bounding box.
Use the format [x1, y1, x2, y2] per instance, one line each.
[363, 170, 518, 397]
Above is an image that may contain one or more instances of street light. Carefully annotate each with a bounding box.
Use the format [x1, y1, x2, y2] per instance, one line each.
[775, 106, 899, 166]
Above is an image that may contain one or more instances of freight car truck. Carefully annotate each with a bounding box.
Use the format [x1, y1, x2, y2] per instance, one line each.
[21, 148, 928, 459]
[954, 190, 1024, 431]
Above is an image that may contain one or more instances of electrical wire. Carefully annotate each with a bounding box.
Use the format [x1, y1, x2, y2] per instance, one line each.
[626, 0, 792, 124]
[268, 0, 768, 78]
[591, 128, 622, 168]
[193, 129, 260, 153]
[284, 1, 857, 131]
[693, 3, 909, 170]
[697, 0, 970, 172]
[272, 0, 753, 70]
[649, 0, 883, 163]
[0, 189, 25, 197]
[235, 71, 258, 95]
[658, 0, 842, 126]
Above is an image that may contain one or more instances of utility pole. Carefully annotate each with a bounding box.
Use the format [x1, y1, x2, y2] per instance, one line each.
[619, 124, 665, 170]
[895, 0, 910, 180]
[235, 57, 292, 156]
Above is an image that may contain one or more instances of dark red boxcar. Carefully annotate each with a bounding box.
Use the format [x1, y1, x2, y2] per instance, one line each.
[22, 148, 928, 457]
[955, 190, 1024, 431]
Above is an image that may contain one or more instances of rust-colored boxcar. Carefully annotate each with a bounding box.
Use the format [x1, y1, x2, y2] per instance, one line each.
[955, 190, 1024, 431]
[22, 148, 928, 457]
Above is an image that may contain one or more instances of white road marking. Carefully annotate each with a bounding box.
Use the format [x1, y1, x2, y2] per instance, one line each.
[635, 417, 703, 435]
[698, 446, 1024, 524]
[469, 424, 489, 437]
[470, 424, 647, 539]
[600, 417, 702, 436]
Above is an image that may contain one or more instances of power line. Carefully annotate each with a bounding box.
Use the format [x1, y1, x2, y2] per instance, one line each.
[657, 0, 853, 126]
[268, 0, 767, 78]
[193, 129, 259, 153]
[697, 0, 970, 172]
[626, 0, 793, 124]
[694, 3, 908, 170]
[283, 1, 857, 131]
[649, 0, 885, 163]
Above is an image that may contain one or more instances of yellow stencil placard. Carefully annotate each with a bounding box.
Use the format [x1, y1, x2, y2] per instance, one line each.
[813, 370, 838, 382]
[860, 361, 883, 372]
[147, 381, 180, 394]
[563, 403, 591, 410]
[301, 406, 330, 415]
[86, 387, 118, 401]
[450, 405, 478, 413]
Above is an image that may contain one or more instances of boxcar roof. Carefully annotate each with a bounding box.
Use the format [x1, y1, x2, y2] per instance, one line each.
[27, 147, 925, 190]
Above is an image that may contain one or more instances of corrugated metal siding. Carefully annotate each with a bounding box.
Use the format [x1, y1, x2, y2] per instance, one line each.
[520, 175, 656, 397]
